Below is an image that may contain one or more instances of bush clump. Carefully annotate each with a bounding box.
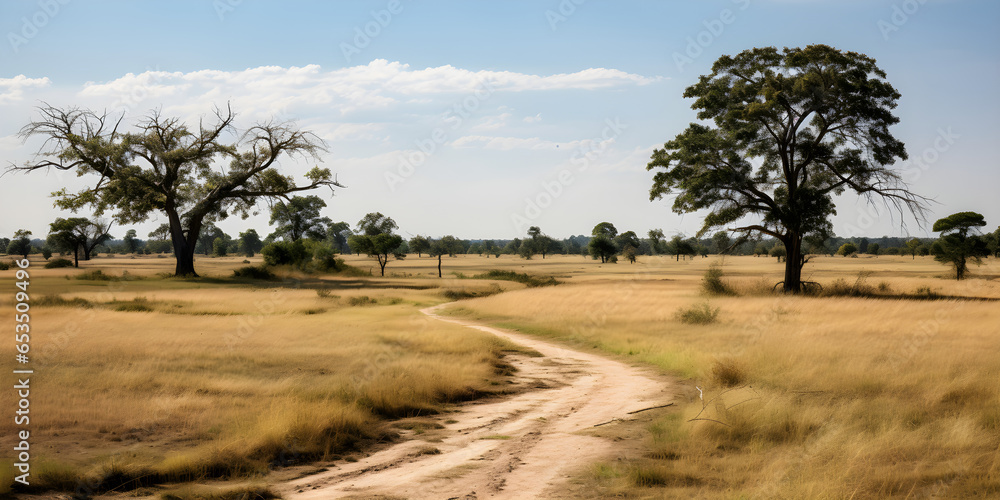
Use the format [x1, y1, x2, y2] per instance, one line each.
[0, 261, 10, 271]
[702, 264, 733, 296]
[442, 284, 504, 301]
[44, 258, 74, 269]
[676, 301, 720, 325]
[232, 265, 276, 280]
[347, 295, 378, 306]
[471, 269, 559, 287]
[261, 240, 309, 267]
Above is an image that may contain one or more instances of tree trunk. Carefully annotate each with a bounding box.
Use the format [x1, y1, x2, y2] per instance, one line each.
[73, 245, 79, 268]
[378, 254, 387, 276]
[437, 254, 442, 278]
[783, 235, 803, 293]
[169, 208, 200, 276]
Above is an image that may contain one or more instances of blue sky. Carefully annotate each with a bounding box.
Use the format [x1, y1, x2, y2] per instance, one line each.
[1, 0, 998, 241]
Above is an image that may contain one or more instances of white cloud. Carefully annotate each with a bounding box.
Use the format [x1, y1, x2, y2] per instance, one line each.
[73, 60, 662, 118]
[0, 75, 51, 104]
[523, 113, 542, 123]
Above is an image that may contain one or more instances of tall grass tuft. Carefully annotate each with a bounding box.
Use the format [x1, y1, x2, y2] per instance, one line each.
[702, 264, 734, 296]
[710, 358, 748, 387]
[675, 302, 720, 325]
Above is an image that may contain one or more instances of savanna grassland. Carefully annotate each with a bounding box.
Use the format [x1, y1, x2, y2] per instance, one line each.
[440, 254, 1000, 499]
[1, 252, 998, 499]
[0, 254, 533, 498]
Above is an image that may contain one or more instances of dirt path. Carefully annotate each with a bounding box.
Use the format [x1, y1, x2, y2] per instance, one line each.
[279, 304, 674, 499]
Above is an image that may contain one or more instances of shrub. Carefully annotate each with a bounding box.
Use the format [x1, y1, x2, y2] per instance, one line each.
[113, 297, 154, 312]
[676, 302, 720, 325]
[35, 295, 92, 308]
[701, 264, 733, 296]
[45, 258, 74, 269]
[822, 271, 875, 297]
[837, 242, 858, 256]
[312, 245, 342, 272]
[76, 269, 113, 280]
[212, 237, 228, 257]
[347, 295, 378, 306]
[41, 247, 53, 260]
[232, 265, 276, 280]
[471, 269, 559, 287]
[0, 261, 11, 271]
[261, 240, 309, 267]
[442, 284, 504, 301]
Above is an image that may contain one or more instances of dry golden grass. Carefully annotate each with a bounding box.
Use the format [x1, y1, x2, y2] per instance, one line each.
[2, 252, 998, 498]
[0, 255, 526, 495]
[442, 255, 1000, 499]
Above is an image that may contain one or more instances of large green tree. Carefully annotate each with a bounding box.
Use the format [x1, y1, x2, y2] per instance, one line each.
[931, 212, 989, 280]
[268, 195, 332, 242]
[348, 212, 405, 276]
[7, 230, 33, 259]
[647, 45, 927, 292]
[588, 222, 618, 263]
[122, 229, 141, 254]
[238, 229, 264, 257]
[429, 235, 464, 278]
[409, 235, 431, 257]
[46, 218, 113, 267]
[13, 105, 343, 276]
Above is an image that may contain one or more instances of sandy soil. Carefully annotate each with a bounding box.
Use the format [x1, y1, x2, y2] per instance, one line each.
[278, 304, 675, 500]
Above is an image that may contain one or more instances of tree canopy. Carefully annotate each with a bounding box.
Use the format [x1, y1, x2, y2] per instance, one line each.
[931, 212, 989, 280]
[647, 45, 927, 292]
[268, 195, 332, 242]
[348, 212, 404, 276]
[13, 104, 343, 276]
[588, 222, 618, 263]
[7, 230, 32, 259]
[46, 218, 112, 267]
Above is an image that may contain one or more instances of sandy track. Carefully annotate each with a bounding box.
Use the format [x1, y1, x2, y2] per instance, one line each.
[279, 304, 673, 499]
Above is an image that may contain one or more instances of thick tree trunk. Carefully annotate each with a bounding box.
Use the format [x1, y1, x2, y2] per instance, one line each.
[73, 246, 79, 268]
[437, 254, 442, 278]
[783, 235, 803, 293]
[169, 208, 200, 276]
